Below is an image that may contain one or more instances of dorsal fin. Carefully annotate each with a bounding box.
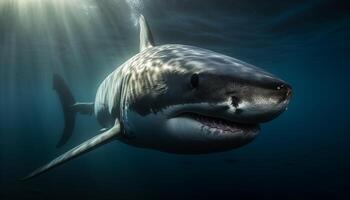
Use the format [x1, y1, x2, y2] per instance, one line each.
[139, 14, 154, 52]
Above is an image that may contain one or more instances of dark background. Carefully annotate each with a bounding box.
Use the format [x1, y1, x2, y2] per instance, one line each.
[0, 0, 349, 199]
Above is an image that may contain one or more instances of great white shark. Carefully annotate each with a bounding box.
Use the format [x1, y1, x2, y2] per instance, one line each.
[23, 15, 292, 180]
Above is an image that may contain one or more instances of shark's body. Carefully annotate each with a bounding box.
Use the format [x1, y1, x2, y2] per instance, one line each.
[24, 15, 292, 180]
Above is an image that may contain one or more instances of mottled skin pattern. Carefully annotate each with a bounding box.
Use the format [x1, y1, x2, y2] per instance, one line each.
[94, 44, 291, 153]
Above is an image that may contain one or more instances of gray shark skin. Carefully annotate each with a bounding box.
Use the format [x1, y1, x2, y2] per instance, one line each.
[97, 44, 291, 154]
[23, 15, 292, 180]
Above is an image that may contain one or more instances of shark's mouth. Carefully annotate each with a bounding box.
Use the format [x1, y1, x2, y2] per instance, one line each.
[177, 112, 260, 134]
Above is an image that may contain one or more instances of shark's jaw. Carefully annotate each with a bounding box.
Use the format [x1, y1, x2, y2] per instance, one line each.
[174, 112, 260, 136]
[121, 106, 261, 154]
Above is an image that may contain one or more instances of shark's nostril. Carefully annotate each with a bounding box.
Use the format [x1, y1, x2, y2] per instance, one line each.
[277, 84, 285, 90]
[286, 87, 292, 98]
[231, 96, 240, 107]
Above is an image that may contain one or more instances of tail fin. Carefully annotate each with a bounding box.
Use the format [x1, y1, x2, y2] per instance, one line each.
[53, 74, 76, 148]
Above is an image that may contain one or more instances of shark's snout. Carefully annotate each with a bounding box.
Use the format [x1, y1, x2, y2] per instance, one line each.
[277, 83, 292, 103]
[225, 79, 292, 124]
[188, 67, 292, 125]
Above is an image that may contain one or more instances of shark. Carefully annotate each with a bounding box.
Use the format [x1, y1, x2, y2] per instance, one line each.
[23, 15, 292, 180]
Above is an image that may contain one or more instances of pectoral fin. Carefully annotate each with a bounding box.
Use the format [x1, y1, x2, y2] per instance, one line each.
[22, 120, 122, 180]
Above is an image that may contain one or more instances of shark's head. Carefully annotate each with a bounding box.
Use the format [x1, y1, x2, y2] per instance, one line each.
[123, 45, 292, 153]
[121, 16, 292, 154]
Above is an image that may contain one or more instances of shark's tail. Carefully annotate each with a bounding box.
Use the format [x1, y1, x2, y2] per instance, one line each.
[53, 74, 94, 148]
[53, 74, 77, 148]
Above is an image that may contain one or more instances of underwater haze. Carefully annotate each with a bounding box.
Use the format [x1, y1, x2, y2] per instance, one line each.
[0, 0, 349, 199]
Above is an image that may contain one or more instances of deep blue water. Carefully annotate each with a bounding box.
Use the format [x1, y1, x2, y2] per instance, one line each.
[0, 0, 349, 199]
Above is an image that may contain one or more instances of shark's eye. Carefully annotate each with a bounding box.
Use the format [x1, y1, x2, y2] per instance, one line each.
[190, 73, 199, 88]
